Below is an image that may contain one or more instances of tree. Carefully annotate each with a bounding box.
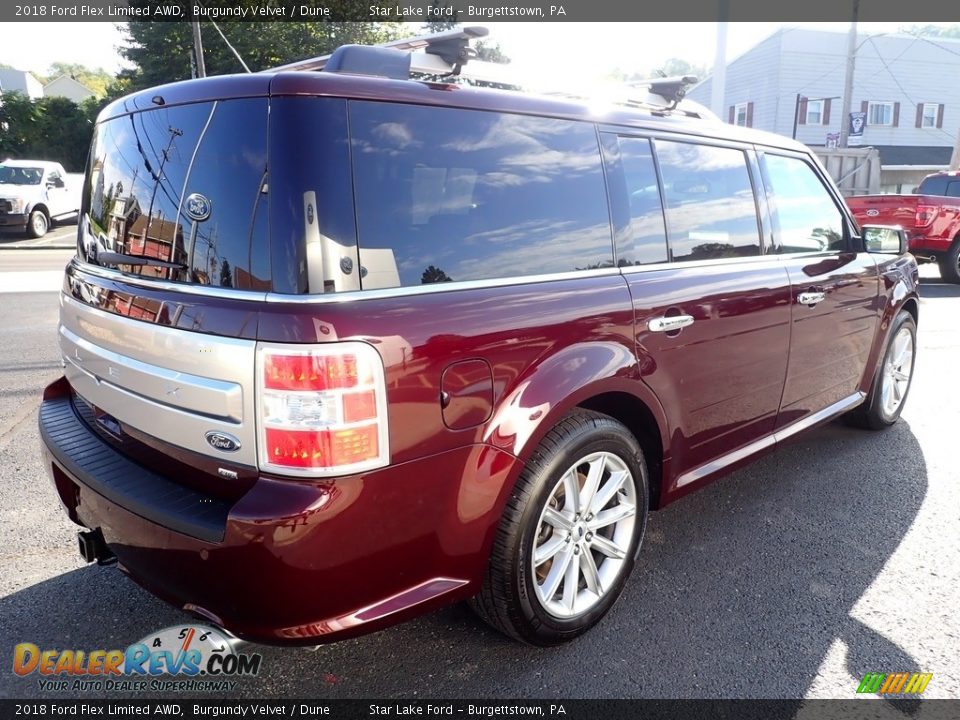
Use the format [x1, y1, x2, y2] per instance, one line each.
[421, 265, 452, 284]
[609, 58, 709, 85]
[900, 24, 960, 38]
[119, 15, 406, 91]
[220, 259, 234, 288]
[0, 91, 103, 171]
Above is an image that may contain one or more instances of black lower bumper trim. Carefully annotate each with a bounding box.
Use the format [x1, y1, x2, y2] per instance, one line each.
[40, 396, 230, 542]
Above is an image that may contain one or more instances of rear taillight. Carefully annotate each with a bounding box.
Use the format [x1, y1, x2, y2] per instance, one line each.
[257, 342, 389, 477]
[915, 204, 937, 228]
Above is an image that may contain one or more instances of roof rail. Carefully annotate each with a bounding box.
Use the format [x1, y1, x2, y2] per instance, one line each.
[266, 27, 708, 119]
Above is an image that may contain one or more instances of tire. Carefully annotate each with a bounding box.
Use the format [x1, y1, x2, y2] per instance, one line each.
[937, 240, 960, 284]
[846, 310, 917, 430]
[470, 409, 649, 645]
[27, 209, 49, 238]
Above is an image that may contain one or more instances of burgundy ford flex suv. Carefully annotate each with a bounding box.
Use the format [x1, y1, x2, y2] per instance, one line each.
[39, 33, 919, 647]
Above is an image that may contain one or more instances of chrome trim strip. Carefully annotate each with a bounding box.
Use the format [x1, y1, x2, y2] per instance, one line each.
[60, 325, 243, 423]
[70, 260, 270, 302]
[263, 267, 623, 304]
[619, 249, 850, 275]
[59, 294, 259, 466]
[772, 392, 866, 443]
[72, 259, 623, 305]
[674, 435, 776, 489]
[75, 248, 850, 306]
[674, 392, 866, 489]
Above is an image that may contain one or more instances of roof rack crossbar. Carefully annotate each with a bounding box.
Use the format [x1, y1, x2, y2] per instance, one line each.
[626, 75, 699, 110]
[264, 27, 708, 119]
[266, 26, 489, 75]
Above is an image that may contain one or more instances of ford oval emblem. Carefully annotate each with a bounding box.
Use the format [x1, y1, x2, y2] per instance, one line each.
[185, 193, 212, 222]
[865, 209, 880, 217]
[205, 431, 241, 453]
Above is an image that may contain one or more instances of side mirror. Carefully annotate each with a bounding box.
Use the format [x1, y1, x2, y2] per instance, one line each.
[862, 225, 907, 255]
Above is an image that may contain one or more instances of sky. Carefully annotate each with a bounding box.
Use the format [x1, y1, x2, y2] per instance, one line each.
[0, 21, 955, 82]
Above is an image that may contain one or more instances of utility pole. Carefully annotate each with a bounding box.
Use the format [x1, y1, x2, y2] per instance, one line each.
[192, 21, 207, 78]
[838, 0, 859, 147]
[711, 16, 728, 119]
[951, 127, 960, 171]
[710, 1, 729, 119]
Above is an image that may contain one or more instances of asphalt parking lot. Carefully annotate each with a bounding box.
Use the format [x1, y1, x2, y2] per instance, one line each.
[0, 217, 78, 250]
[0, 250, 957, 701]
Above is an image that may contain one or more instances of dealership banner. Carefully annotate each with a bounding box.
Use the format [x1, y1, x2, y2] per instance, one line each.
[2, 700, 960, 720]
[3, 0, 960, 22]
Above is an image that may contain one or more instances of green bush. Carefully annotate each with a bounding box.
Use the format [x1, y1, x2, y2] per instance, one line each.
[0, 92, 104, 172]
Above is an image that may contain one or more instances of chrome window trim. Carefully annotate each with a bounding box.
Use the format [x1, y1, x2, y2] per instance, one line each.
[77, 249, 856, 306]
[617, 250, 844, 275]
[263, 267, 623, 304]
[71, 259, 270, 302]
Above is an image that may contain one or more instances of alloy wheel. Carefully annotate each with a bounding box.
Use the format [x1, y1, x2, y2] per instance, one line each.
[531, 451, 637, 619]
[881, 326, 914, 417]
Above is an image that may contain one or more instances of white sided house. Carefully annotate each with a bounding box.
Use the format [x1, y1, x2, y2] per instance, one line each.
[43, 75, 96, 102]
[0, 68, 43, 99]
[690, 28, 960, 193]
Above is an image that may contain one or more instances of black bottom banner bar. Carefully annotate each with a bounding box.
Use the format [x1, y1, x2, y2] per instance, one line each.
[2, 700, 960, 720]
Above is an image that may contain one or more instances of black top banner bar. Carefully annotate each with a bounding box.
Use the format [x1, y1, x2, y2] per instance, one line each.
[3, 0, 960, 22]
[2, 700, 960, 720]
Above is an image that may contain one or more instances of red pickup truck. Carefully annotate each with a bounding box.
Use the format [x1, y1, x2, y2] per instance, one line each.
[847, 171, 960, 283]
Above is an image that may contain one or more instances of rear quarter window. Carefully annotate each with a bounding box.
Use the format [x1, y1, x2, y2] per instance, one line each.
[349, 102, 614, 289]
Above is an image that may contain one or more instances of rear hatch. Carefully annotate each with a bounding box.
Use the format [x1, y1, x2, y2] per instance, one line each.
[64, 89, 270, 501]
[846, 194, 920, 231]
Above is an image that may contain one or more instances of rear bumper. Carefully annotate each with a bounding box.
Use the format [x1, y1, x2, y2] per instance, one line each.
[39, 379, 518, 645]
[907, 234, 953, 256]
[0, 212, 28, 229]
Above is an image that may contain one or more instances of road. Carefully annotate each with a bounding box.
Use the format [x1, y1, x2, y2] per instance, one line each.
[0, 218, 78, 250]
[0, 251, 957, 701]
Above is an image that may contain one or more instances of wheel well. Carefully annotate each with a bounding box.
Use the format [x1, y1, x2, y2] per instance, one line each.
[578, 392, 664, 510]
[901, 297, 919, 326]
[31, 203, 49, 218]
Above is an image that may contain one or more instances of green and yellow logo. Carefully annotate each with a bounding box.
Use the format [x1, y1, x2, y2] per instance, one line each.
[857, 672, 933, 695]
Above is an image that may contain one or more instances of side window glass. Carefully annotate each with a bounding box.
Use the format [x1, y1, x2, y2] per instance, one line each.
[350, 102, 613, 288]
[654, 140, 761, 262]
[760, 154, 846, 253]
[616, 137, 668, 265]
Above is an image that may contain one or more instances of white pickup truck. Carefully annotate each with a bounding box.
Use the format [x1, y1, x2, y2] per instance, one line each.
[0, 159, 82, 237]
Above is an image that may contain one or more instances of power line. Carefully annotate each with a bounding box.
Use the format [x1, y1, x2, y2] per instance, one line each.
[865, 36, 957, 144]
[208, 20, 251, 73]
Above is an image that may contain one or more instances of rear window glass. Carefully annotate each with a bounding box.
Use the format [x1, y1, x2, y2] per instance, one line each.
[79, 99, 269, 290]
[917, 175, 960, 198]
[349, 101, 613, 289]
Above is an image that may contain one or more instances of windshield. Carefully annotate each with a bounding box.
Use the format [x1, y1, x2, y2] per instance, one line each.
[0, 166, 43, 185]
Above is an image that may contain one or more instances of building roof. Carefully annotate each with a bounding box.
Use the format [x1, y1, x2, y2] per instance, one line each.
[0, 68, 43, 98]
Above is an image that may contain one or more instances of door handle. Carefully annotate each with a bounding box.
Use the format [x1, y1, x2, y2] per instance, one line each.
[797, 291, 826, 306]
[648, 314, 695, 333]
